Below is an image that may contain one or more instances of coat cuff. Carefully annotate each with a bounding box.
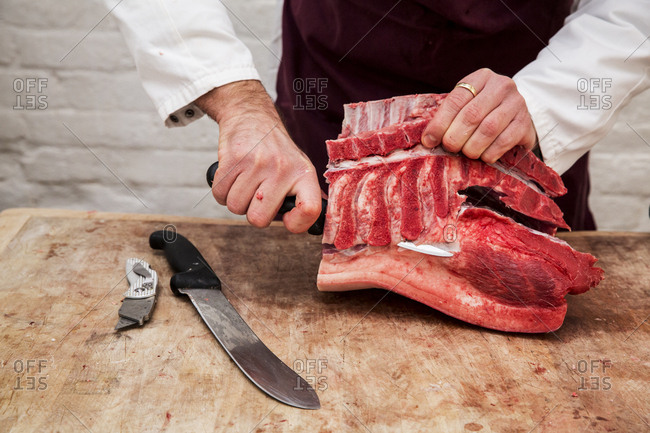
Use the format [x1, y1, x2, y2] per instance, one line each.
[159, 66, 261, 128]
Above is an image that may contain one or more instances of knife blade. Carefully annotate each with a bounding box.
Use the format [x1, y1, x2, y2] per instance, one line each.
[149, 230, 320, 410]
[206, 161, 454, 257]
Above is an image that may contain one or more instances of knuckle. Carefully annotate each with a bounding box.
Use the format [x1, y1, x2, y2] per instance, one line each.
[304, 169, 318, 182]
[445, 93, 468, 112]
[497, 77, 516, 93]
[461, 103, 483, 126]
[228, 148, 249, 164]
[493, 132, 517, 153]
[480, 143, 507, 164]
[514, 91, 526, 105]
[247, 210, 271, 228]
[478, 118, 502, 138]
[291, 166, 319, 189]
[269, 153, 291, 172]
[518, 106, 532, 124]
[481, 152, 499, 165]
[511, 99, 527, 116]
[462, 146, 483, 160]
[304, 162, 318, 174]
[295, 161, 316, 178]
[226, 196, 248, 215]
[251, 158, 265, 174]
[212, 188, 227, 206]
[441, 133, 462, 153]
[467, 151, 484, 161]
[510, 116, 531, 136]
[299, 199, 321, 218]
[484, 140, 511, 163]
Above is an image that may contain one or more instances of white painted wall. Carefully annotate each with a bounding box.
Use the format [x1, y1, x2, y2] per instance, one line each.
[1, 0, 648, 231]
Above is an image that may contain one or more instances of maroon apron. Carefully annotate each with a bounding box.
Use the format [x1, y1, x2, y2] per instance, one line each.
[275, 0, 595, 230]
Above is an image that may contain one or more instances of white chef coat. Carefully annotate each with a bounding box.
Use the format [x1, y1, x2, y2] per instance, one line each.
[105, 0, 650, 175]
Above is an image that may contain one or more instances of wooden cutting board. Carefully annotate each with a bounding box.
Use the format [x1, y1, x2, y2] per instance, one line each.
[0, 208, 648, 432]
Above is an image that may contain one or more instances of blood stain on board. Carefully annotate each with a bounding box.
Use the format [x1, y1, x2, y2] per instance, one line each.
[162, 411, 172, 429]
[46, 242, 68, 259]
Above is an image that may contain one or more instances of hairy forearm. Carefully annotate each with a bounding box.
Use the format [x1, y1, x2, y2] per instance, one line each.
[195, 80, 278, 124]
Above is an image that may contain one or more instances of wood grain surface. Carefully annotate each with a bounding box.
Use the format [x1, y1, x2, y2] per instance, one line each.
[0, 208, 648, 433]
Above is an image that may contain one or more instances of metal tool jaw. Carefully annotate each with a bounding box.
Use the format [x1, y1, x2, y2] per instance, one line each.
[115, 258, 158, 331]
[124, 259, 157, 298]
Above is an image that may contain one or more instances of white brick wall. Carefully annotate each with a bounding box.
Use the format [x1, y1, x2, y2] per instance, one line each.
[1, 0, 648, 231]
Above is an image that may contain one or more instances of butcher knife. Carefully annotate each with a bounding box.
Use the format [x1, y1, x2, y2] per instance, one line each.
[206, 162, 454, 257]
[149, 230, 320, 410]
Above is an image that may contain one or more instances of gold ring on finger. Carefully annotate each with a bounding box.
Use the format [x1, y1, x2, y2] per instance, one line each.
[455, 82, 478, 98]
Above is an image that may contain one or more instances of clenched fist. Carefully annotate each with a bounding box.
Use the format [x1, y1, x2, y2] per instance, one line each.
[197, 80, 322, 233]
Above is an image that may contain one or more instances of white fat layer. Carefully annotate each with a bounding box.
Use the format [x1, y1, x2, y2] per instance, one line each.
[327, 145, 446, 171]
[327, 145, 547, 197]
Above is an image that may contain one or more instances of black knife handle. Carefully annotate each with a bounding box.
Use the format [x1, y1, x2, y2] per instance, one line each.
[149, 231, 221, 295]
[306, 199, 327, 236]
[206, 161, 326, 236]
[206, 161, 219, 189]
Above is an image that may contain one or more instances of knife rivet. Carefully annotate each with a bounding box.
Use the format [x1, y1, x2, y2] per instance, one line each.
[185, 109, 195, 118]
[170, 114, 179, 123]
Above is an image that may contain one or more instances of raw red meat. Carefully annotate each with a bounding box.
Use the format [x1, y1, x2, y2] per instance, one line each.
[317, 94, 603, 333]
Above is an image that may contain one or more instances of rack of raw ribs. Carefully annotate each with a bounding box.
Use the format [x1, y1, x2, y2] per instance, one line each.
[316, 93, 603, 333]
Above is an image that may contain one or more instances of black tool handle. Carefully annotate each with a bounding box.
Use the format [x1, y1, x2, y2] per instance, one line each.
[206, 161, 327, 236]
[149, 230, 221, 295]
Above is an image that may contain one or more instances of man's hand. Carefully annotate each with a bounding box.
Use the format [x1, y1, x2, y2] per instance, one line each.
[196, 80, 322, 233]
[421, 68, 537, 163]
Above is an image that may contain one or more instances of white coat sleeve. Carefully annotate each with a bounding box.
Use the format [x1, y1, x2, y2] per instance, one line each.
[105, 0, 261, 127]
[513, 0, 650, 175]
